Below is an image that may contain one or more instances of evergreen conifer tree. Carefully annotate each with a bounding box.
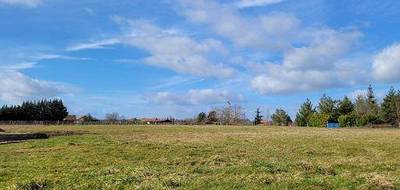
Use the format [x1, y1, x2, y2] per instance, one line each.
[295, 99, 315, 126]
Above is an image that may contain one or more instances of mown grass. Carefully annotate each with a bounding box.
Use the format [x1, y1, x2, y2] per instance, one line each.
[0, 125, 399, 189]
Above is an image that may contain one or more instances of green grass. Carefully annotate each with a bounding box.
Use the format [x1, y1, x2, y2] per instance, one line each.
[1, 125, 400, 189]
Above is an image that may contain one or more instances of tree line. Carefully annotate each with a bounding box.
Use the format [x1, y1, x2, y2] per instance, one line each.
[194, 85, 400, 128]
[0, 99, 68, 121]
[293, 85, 400, 127]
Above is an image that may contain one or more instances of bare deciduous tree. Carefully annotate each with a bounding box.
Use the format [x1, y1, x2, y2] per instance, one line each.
[105, 112, 122, 121]
[211, 102, 247, 125]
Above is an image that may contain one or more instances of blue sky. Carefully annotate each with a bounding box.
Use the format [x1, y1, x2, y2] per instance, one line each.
[1, 0, 400, 119]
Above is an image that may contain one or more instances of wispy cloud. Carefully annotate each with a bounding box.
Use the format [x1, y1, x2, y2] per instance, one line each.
[235, 0, 285, 8]
[150, 76, 205, 90]
[0, 62, 37, 71]
[66, 38, 120, 52]
[0, 0, 41, 7]
[32, 54, 91, 61]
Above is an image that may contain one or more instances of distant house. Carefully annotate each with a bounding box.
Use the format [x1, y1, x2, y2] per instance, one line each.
[64, 115, 77, 123]
[141, 118, 174, 125]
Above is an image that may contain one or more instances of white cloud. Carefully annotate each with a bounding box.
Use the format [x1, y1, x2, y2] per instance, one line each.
[150, 76, 205, 90]
[0, 0, 41, 7]
[179, 0, 299, 51]
[252, 66, 342, 94]
[119, 20, 233, 78]
[0, 71, 76, 103]
[0, 50, 78, 103]
[66, 39, 120, 52]
[32, 54, 90, 61]
[235, 0, 285, 8]
[284, 30, 361, 70]
[149, 89, 243, 105]
[0, 62, 37, 70]
[178, 1, 376, 94]
[251, 29, 364, 94]
[373, 43, 400, 83]
[59, 0, 379, 96]
[73, 18, 235, 78]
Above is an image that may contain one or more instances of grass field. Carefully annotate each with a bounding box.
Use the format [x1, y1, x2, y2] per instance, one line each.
[1, 125, 400, 189]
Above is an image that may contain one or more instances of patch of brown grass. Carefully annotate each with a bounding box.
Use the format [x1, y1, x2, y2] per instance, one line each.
[363, 173, 395, 189]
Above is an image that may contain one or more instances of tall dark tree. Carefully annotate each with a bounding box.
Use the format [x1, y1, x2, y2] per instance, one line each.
[271, 108, 292, 126]
[295, 99, 315, 127]
[367, 84, 379, 114]
[317, 94, 339, 122]
[381, 87, 399, 125]
[338, 96, 354, 116]
[50, 99, 68, 121]
[20, 101, 35, 121]
[254, 108, 263, 125]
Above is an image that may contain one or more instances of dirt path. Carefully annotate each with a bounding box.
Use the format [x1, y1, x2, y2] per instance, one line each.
[0, 133, 48, 143]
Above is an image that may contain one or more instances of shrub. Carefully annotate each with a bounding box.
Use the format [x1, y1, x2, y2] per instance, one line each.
[271, 109, 292, 126]
[356, 114, 382, 127]
[338, 114, 357, 128]
[308, 113, 329, 127]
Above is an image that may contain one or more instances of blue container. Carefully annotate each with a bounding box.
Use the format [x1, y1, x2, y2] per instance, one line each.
[327, 122, 340, 128]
